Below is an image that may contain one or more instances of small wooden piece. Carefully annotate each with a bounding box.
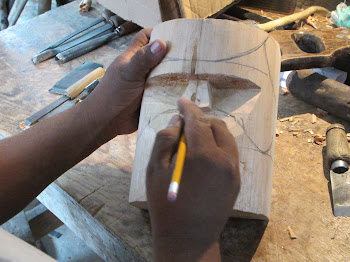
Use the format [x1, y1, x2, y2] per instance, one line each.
[311, 114, 317, 124]
[130, 19, 281, 220]
[288, 226, 297, 239]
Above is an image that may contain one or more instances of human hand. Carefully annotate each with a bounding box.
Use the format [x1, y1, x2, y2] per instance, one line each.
[147, 98, 241, 261]
[93, 28, 167, 135]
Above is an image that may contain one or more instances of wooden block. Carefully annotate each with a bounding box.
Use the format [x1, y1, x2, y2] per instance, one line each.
[96, 0, 240, 28]
[129, 19, 281, 220]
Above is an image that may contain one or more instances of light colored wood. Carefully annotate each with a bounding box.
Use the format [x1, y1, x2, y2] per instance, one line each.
[64, 67, 105, 99]
[195, 80, 212, 111]
[259, 6, 329, 32]
[0, 228, 55, 262]
[95, 0, 240, 28]
[130, 19, 281, 220]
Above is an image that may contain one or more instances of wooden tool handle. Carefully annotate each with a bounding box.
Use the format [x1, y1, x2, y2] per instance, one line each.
[326, 124, 350, 167]
[118, 22, 141, 36]
[64, 67, 105, 98]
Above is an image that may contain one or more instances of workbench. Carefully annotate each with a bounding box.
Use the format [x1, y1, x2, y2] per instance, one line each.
[1, 1, 350, 261]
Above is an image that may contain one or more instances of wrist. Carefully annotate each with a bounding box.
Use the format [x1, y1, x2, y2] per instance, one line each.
[77, 90, 122, 146]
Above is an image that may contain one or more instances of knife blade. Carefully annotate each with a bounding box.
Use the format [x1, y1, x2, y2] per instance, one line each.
[21, 67, 105, 128]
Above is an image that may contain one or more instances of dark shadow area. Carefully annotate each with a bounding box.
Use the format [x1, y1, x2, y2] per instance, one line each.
[220, 218, 268, 262]
[292, 33, 326, 54]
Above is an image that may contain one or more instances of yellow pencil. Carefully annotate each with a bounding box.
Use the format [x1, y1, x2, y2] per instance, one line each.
[167, 133, 187, 202]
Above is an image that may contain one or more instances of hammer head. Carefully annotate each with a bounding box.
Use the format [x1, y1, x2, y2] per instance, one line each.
[331, 170, 350, 216]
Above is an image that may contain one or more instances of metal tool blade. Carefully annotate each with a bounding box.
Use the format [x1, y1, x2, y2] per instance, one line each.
[32, 23, 113, 64]
[49, 62, 103, 95]
[330, 170, 350, 216]
[56, 31, 116, 64]
[23, 96, 68, 127]
[38, 17, 105, 54]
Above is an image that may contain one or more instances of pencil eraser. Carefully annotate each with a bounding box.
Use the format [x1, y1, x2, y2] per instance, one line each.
[167, 192, 177, 202]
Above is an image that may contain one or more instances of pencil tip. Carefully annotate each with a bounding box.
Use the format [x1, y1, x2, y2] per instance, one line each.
[167, 192, 177, 202]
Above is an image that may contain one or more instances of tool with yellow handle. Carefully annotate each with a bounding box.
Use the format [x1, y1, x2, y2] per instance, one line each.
[21, 67, 105, 128]
[167, 133, 187, 202]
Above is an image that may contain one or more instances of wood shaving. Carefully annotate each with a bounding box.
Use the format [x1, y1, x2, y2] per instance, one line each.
[293, 132, 299, 137]
[311, 114, 317, 124]
[79, 0, 92, 12]
[291, 120, 299, 125]
[306, 16, 317, 29]
[279, 117, 290, 122]
[304, 129, 314, 135]
[288, 226, 297, 239]
[280, 87, 289, 95]
[307, 139, 312, 143]
[314, 134, 325, 145]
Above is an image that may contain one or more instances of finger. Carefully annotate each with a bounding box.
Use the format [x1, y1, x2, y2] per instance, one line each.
[177, 98, 216, 149]
[125, 28, 153, 56]
[148, 115, 183, 170]
[120, 38, 167, 83]
[210, 118, 238, 156]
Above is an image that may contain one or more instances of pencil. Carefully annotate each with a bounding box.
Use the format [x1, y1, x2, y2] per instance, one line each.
[167, 133, 187, 202]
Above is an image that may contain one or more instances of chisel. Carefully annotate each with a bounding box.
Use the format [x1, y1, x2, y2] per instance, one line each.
[32, 23, 113, 64]
[21, 67, 105, 128]
[56, 22, 141, 64]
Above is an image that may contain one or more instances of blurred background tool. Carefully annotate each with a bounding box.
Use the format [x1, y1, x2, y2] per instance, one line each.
[326, 124, 350, 217]
[288, 70, 350, 122]
[31, 13, 131, 64]
[56, 21, 140, 64]
[21, 67, 105, 128]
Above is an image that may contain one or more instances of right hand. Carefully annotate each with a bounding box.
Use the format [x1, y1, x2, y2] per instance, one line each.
[147, 98, 241, 261]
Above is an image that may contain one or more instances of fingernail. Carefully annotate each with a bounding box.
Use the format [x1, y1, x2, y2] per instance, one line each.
[150, 40, 162, 54]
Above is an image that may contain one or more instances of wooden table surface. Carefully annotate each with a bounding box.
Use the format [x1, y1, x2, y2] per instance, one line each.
[1, 1, 350, 261]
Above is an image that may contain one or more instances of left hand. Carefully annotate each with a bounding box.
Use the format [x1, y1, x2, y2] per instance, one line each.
[94, 28, 167, 134]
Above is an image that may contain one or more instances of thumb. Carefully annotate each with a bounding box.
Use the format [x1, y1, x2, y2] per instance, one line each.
[122, 39, 167, 83]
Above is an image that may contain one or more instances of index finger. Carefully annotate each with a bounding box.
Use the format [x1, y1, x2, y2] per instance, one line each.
[177, 98, 217, 150]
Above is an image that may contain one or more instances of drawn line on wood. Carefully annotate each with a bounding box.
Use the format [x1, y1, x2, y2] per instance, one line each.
[263, 41, 277, 101]
[137, 108, 179, 140]
[214, 108, 273, 158]
[162, 35, 270, 64]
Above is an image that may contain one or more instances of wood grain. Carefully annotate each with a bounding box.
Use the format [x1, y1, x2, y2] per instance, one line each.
[130, 19, 281, 220]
